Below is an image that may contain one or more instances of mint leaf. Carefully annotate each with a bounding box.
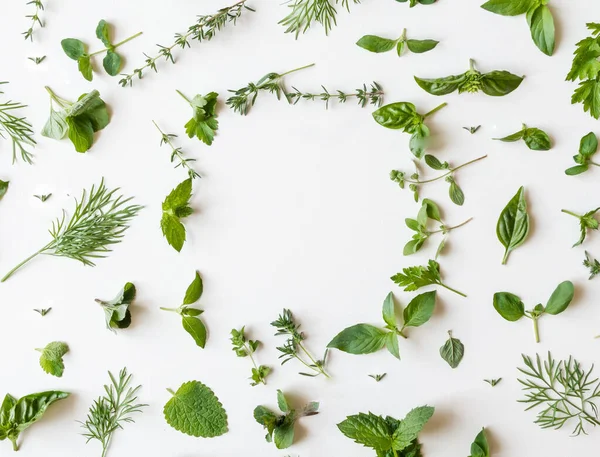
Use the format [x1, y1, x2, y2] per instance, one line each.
[95, 282, 136, 332]
[391, 406, 434, 451]
[36, 342, 69, 377]
[161, 179, 193, 252]
[160, 213, 186, 252]
[337, 412, 393, 451]
[163, 381, 227, 437]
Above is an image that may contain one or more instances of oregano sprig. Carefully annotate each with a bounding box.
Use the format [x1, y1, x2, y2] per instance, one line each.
[0, 82, 36, 164]
[23, 0, 44, 41]
[119, 0, 254, 87]
[230, 327, 271, 386]
[152, 121, 200, 179]
[391, 259, 467, 297]
[286, 82, 384, 108]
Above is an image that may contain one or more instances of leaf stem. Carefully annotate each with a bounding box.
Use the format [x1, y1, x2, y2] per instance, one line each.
[297, 341, 330, 378]
[1, 246, 49, 282]
[430, 217, 472, 234]
[45, 86, 71, 109]
[439, 282, 467, 298]
[532, 317, 540, 343]
[590, 162, 600, 167]
[423, 102, 448, 119]
[561, 209, 581, 218]
[400, 28, 407, 41]
[10, 437, 18, 451]
[89, 32, 143, 57]
[279, 63, 315, 78]
[175, 90, 191, 104]
[404, 155, 488, 184]
[502, 249, 509, 265]
[159, 307, 181, 314]
[244, 342, 266, 385]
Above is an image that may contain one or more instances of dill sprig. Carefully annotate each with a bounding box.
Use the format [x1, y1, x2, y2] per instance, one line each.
[286, 82, 384, 108]
[518, 352, 600, 436]
[23, 0, 44, 41]
[280, 0, 361, 37]
[152, 120, 200, 179]
[119, 0, 254, 87]
[226, 63, 315, 115]
[0, 82, 36, 164]
[271, 309, 330, 378]
[80, 368, 147, 457]
[584, 251, 600, 280]
[1, 179, 143, 282]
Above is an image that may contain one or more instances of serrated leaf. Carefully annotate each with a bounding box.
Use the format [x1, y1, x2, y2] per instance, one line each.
[163, 178, 193, 211]
[183, 271, 203, 304]
[391, 406, 435, 451]
[161, 213, 186, 252]
[163, 381, 227, 437]
[37, 342, 69, 377]
[572, 79, 600, 119]
[337, 412, 393, 451]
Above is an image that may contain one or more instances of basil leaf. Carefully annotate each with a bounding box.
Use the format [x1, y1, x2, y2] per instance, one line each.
[385, 332, 400, 359]
[544, 281, 574, 315]
[381, 292, 397, 329]
[480, 0, 536, 16]
[66, 116, 94, 153]
[182, 316, 207, 348]
[493, 292, 525, 321]
[480, 70, 524, 96]
[406, 39, 438, 53]
[356, 35, 397, 53]
[77, 55, 93, 81]
[565, 164, 589, 175]
[522, 128, 551, 150]
[327, 324, 389, 354]
[579, 132, 598, 156]
[372, 102, 419, 129]
[103, 50, 122, 76]
[41, 108, 68, 140]
[496, 186, 529, 264]
[409, 124, 429, 158]
[61, 38, 86, 60]
[403, 291, 436, 328]
[528, 4, 555, 56]
[10, 391, 69, 432]
[439, 331, 464, 368]
[495, 129, 525, 142]
[414, 74, 466, 96]
[183, 271, 203, 304]
[0, 394, 17, 425]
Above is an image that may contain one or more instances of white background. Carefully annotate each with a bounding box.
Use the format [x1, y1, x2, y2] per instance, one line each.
[1, 0, 599, 455]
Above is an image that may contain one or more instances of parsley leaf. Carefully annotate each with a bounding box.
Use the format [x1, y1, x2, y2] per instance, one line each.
[95, 282, 136, 332]
[161, 178, 193, 252]
[164, 381, 227, 437]
[35, 341, 69, 377]
[567, 24, 600, 118]
[177, 91, 219, 145]
[391, 259, 466, 297]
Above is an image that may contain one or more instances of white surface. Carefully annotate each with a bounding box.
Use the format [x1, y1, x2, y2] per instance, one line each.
[1, 0, 599, 455]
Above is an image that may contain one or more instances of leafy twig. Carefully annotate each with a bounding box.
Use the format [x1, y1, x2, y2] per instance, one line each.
[280, 0, 361, 37]
[391, 259, 466, 297]
[152, 121, 200, 179]
[286, 82, 384, 108]
[0, 82, 36, 164]
[584, 251, 600, 279]
[23, 0, 44, 41]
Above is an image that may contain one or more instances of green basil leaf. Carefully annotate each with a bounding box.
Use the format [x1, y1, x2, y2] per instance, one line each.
[182, 316, 207, 348]
[356, 35, 397, 53]
[439, 332, 464, 368]
[565, 164, 589, 175]
[41, 108, 68, 140]
[409, 124, 430, 159]
[183, 271, 203, 304]
[494, 129, 525, 142]
[403, 291, 436, 327]
[95, 19, 112, 47]
[493, 292, 525, 321]
[372, 102, 419, 130]
[523, 128, 551, 150]
[496, 186, 529, 264]
[77, 55, 93, 81]
[480, 0, 536, 16]
[469, 428, 490, 457]
[61, 38, 86, 60]
[414, 74, 466, 96]
[480, 71, 524, 96]
[528, 5, 555, 56]
[385, 332, 400, 359]
[11, 391, 69, 430]
[66, 116, 94, 153]
[327, 324, 389, 354]
[103, 50, 122, 76]
[545, 281, 574, 315]
[449, 181, 465, 206]
[397, 40, 405, 56]
[406, 39, 439, 54]
[579, 132, 598, 156]
[1, 394, 17, 426]
[381, 292, 397, 329]
[0, 180, 8, 200]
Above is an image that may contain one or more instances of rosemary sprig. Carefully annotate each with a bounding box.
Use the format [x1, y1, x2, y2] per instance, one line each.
[226, 63, 315, 115]
[1, 179, 143, 282]
[271, 309, 330, 378]
[119, 0, 254, 87]
[80, 368, 147, 457]
[0, 82, 36, 164]
[286, 82, 384, 108]
[152, 120, 200, 179]
[518, 353, 600, 436]
[23, 0, 44, 41]
[280, 0, 361, 37]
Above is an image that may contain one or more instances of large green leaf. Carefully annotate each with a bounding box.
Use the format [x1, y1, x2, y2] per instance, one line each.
[327, 324, 389, 354]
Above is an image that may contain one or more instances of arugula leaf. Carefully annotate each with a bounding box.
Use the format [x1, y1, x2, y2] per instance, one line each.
[0, 391, 69, 451]
[561, 207, 600, 246]
[35, 341, 69, 377]
[161, 271, 207, 348]
[0, 180, 8, 200]
[254, 390, 318, 449]
[161, 178, 193, 252]
[95, 282, 136, 332]
[468, 428, 490, 457]
[415, 59, 523, 96]
[357, 29, 438, 57]
[391, 259, 466, 297]
[164, 381, 227, 437]
[497, 186, 529, 264]
[494, 124, 551, 150]
[439, 331, 464, 368]
[177, 91, 219, 145]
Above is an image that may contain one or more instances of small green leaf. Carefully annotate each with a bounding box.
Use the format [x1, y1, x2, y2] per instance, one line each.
[572, 79, 600, 119]
[449, 181, 465, 206]
[103, 51, 122, 76]
[337, 412, 393, 451]
[66, 116, 94, 153]
[385, 331, 400, 359]
[160, 213, 186, 252]
[95, 19, 112, 47]
[396, 40, 405, 56]
[403, 291, 436, 328]
[493, 292, 525, 321]
[41, 108, 68, 140]
[61, 38, 86, 60]
[481, 0, 536, 16]
[528, 4, 555, 56]
[183, 271, 203, 305]
[496, 186, 529, 264]
[469, 428, 490, 457]
[422, 198, 442, 222]
[494, 129, 525, 142]
[77, 55, 93, 81]
[372, 102, 419, 129]
[277, 390, 290, 413]
[409, 124, 429, 159]
[523, 128, 551, 150]
[327, 324, 389, 355]
[439, 331, 464, 369]
[182, 316, 207, 348]
[381, 292, 397, 328]
[424, 154, 446, 171]
[544, 281, 574, 315]
[406, 39, 439, 53]
[356, 35, 397, 53]
[579, 132, 598, 156]
[273, 418, 295, 449]
[566, 164, 588, 176]
[480, 71, 524, 96]
[391, 405, 435, 451]
[37, 341, 69, 377]
[0, 180, 9, 200]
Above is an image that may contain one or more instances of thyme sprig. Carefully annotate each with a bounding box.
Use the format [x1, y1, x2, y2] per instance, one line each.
[152, 120, 200, 179]
[23, 0, 44, 41]
[271, 309, 330, 378]
[80, 368, 147, 457]
[226, 64, 315, 115]
[286, 82, 384, 108]
[518, 353, 600, 436]
[119, 0, 254, 87]
[280, 0, 361, 37]
[0, 82, 36, 164]
[1, 179, 143, 282]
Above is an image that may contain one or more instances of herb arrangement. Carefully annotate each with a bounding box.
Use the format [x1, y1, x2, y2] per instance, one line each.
[2, 1, 599, 456]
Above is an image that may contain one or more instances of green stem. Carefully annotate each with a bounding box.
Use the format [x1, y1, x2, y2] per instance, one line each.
[399, 28, 407, 41]
[297, 341, 330, 378]
[532, 317, 540, 343]
[469, 58, 476, 71]
[423, 102, 448, 119]
[279, 63, 315, 78]
[45, 86, 71, 109]
[430, 217, 473, 234]
[439, 282, 467, 298]
[159, 307, 181, 314]
[245, 343, 266, 384]
[404, 155, 487, 184]
[393, 448, 399, 457]
[1, 246, 48, 282]
[502, 249, 510, 265]
[89, 31, 143, 57]
[590, 162, 600, 167]
[561, 209, 581, 218]
[166, 388, 175, 395]
[175, 89, 191, 104]
[397, 328, 408, 339]
[10, 437, 18, 451]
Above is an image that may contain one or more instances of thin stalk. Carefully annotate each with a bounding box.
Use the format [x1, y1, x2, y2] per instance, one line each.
[404, 155, 487, 184]
[399, 28, 406, 42]
[561, 209, 581, 218]
[89, 32, 143, 57]
[175, 90, 191, 104]
[469, 58, 476, 71]
[430, 217, 473, 234]
[423, 102, 448, 119]
[297, 341, 330, 378]
[278, 63, 315, 78]
[392, 448, 399, 457]
[243, 342, 266, 384]
[152, 120, 200, 179]
[439, 282, 467, 298]
[532, 317, 540, 343]
[159, 307, 181, 314]
[502, 249, 510, 265]
[397, 328, 408, 339]
[45, 86, 71, 109]
[1, 245, 50, 282]
[590, 162, 600, 168]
